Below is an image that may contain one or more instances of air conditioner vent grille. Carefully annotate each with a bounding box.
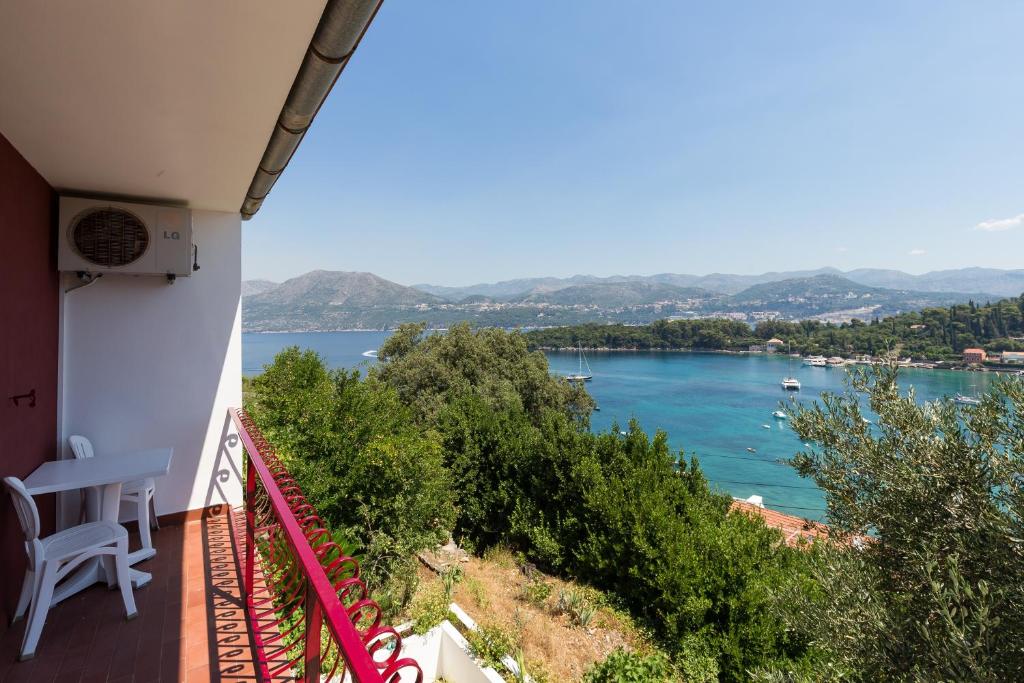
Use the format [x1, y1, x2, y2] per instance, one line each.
[71, 208, 149, 268]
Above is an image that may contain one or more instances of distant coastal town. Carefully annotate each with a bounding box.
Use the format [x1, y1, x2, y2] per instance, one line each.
[535, 340, 1024, 374]
[524, 293, 1024, 370]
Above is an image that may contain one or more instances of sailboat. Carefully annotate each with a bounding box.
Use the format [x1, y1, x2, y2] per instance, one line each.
[781, 342, 801, 391]
[566, 342, 593, 382]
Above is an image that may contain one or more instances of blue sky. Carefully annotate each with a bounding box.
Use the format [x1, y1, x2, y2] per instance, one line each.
[244, 1, 1024, 286]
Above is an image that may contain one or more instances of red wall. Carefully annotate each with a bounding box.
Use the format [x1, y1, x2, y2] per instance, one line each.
[0, 132, 58, 626]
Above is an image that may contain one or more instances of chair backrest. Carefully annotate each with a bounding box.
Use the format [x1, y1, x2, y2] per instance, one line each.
[69, 434, 94, 460]
[3, 476, 40, 542]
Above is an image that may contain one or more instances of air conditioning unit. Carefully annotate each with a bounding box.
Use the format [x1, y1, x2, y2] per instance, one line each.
[58, 197, 194, 278]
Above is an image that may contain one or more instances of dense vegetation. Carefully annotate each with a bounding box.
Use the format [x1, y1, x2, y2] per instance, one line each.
[526, 294, 1024, 360]
[764, 367, 1024, 681]
[247, 323, 814, 681]
[246, 323, 1024, 681]
[244, 349, 456, 610]
[582, 648, 674, 682]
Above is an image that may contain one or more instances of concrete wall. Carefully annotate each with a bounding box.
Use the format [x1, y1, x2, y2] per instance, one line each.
[0, 131, 58, 624]
[398, 622, 507, 683]
[60, 210, 242, 521]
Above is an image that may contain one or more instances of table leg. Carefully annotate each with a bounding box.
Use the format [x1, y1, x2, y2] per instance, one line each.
[52, 482, 152, 605]
[99, 482, 153, 588]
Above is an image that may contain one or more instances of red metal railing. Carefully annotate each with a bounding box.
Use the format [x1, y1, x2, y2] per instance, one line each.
[230, 408, 422, 682]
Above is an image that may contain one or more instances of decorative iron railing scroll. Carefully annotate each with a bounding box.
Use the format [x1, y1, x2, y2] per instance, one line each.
[230, 408, 422, 683]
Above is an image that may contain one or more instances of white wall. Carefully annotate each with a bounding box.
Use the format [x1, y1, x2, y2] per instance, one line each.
[59, 210, 242, 522]
[398, 622, 507, 683]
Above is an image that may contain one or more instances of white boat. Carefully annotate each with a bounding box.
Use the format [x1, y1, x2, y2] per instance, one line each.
[772, 410, 787, 419]
[954, 393, 981, 406]
[803, 356, 827, 367]
[762, 424, 771, 429]
[827, 356, 845, 367]
[781, 342, 801, 390]
[565, 342, 593, 382]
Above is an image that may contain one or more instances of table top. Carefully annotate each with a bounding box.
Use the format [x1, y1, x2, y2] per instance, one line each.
[22, 448, 173, 495]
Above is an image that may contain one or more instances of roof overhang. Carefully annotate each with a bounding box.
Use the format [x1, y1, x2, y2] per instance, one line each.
[0, 1, 334, 214]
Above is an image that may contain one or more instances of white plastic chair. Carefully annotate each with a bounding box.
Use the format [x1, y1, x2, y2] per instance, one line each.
[4, 476, 137, 660]
[69, 435, 159, 551]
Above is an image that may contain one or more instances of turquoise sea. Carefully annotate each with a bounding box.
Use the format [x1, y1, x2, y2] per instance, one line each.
[243, 331, 998, 520]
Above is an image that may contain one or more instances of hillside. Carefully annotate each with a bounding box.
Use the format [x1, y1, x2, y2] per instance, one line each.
[248, 270, 441, 307]
[857, 267, 1024, 297]
[241, 269, 1013, 332]
[726, 274, 884, 303]
[414, 274, 643, 302]
[720, 274, 988, 319]
[241, 279, 279, 297]
[511, 281, 715, 307]
[243, 270, 445, 331]
[687, 268, 842, 294]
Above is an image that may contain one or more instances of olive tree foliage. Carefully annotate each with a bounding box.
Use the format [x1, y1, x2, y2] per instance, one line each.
[244, 347, 456, 607]
[765, 366, 1024, 681]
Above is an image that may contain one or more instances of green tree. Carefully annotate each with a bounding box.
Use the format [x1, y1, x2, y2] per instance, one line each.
[768, 367, 1024, 681]
[376, 322, 594, 424]
[374, 325, 814, 679]
[245, 347, 456, 601]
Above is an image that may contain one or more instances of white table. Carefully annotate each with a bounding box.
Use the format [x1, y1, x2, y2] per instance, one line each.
[22, 448, 173, 604]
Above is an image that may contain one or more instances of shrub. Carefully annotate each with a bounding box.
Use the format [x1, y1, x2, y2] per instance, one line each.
[440, 564, 464, 602]
[409, 587, 451, 636]
[482, 543, 516, 569]
[464, 576, 489, 609]
[582, 648, 674, 683]
[467, 623, 516, 670]
[245, 348, 456, 605]
[519, 578, 552, 608]
[556, 588, 596, 628]
[511, 648, 550, 683]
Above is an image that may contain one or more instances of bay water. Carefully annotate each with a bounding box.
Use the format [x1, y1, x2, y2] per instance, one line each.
[244, 332, 998, 520]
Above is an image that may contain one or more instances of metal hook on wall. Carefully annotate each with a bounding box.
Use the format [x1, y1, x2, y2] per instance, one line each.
[10, 389, 36, 407]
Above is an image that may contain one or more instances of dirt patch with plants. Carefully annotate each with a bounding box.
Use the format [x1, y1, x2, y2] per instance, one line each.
[405, 546, 660, 683]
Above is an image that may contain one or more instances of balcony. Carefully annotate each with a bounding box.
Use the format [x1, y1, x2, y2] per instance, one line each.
[0, 508, 253, 682]
[0, 410, 422, 683]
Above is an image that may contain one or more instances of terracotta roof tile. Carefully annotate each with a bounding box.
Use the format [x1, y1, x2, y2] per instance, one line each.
[730, 500, 831, 547]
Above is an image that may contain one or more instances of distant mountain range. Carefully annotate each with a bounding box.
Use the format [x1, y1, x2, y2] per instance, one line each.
[414, 267, 1024, 299]
[242, 267, 1022, 332]
[512, 282, 713, 307]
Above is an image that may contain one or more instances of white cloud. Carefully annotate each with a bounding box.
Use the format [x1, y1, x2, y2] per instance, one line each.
[908, 248, 927, 256]
[835, 246, 849, 253]
[974, 213, 1024, 232]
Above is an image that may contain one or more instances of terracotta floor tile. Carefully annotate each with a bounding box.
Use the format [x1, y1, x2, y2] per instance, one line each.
[186, 662, 212, 683]
[0, 512, 260, 682]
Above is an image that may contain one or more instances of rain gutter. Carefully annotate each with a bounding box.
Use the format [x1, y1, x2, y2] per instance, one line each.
[240, 0, 383, 219]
